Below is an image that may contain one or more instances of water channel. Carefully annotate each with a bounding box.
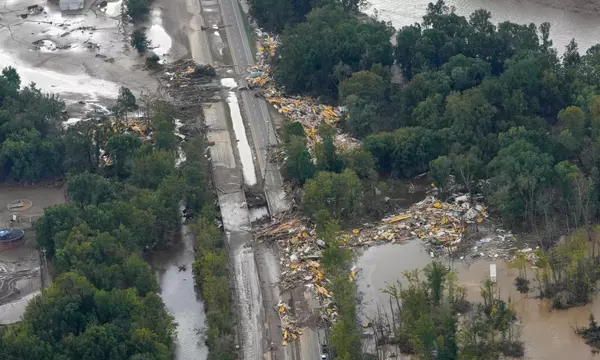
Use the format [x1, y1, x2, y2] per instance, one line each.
[368, 0, 600, 52]
[148, 225, 209, 360]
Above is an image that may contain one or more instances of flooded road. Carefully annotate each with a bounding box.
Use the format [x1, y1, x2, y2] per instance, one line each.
[148, 225, 208, 360]
[368, 0, 600, 51]
[356, 241, 600, 359]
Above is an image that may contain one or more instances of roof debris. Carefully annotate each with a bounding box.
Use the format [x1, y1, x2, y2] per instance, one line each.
[276, 301, 303, 345]
[255, 191, 521, 325]
[248, 30, 360, 150]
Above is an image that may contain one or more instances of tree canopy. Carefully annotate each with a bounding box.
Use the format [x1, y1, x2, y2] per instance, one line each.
[266, 0, 600, 232]
[0, 73, 212, 360]
[274, 4, 393, 98]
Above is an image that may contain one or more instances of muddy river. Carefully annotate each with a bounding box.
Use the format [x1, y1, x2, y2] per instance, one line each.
[357, 241, 600, 359]
[368, 0, 600, 52]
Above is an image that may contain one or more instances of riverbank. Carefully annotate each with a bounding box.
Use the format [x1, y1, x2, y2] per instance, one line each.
[366, 0, 600, 51]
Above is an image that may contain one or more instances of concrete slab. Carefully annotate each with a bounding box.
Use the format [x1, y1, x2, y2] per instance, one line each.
[218, 192, 251, 231]
[229, 232, 263, 360]
[208, 130, 236, 169]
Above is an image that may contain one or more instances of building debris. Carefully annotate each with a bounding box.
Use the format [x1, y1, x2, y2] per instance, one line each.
[247, 30, 360, 151]
[255, 192, 521, 324]
[160, 60, 220, 113]
[276, 301, 303, 345]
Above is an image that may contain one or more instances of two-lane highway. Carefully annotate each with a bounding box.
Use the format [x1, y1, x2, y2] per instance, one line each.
[219, 0, 288, 214]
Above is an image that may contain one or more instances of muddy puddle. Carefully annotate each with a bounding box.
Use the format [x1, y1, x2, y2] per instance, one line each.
[148, 225, 208, 360]
[356, 242, 600, 359]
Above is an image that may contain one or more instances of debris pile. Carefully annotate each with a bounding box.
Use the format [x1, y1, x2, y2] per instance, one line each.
[256, 192, 524, 329]
[248, 30, 359, 150]
[161, 60, 220, 111]
[276, 301, 303, 345]
[163, 60, 216, 86]
[259, 194, 516, 289]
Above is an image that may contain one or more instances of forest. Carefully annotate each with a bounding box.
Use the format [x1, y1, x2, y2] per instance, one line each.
[246, 0, 600, 356]
[0, 68, 222, 360]
[5, 0, 600, 356]
[247, 0, 600, 245]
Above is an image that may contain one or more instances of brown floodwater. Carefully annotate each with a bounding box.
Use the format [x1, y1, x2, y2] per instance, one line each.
[356, 241, 600, 359]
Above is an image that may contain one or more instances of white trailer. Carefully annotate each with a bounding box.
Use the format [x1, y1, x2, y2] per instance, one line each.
[490, 263, 497, 283]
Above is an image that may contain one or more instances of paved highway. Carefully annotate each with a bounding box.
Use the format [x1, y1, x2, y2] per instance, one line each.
[216, 2, 323, 360]
[219, 0, 288, 214]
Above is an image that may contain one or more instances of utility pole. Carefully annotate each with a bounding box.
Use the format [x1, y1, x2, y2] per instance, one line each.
[41, 247, 48, 289]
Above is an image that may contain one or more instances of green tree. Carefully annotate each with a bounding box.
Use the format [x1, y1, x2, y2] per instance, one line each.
[430, 155, 452, 190]
[63, 120, 105, 174]
[275, 4, 393, 98]
[131, 28, 149, 53]
[315, 126, 344, 173]
[589, 95, 600, 138]
[126, 0, 151, 22]
[283, 136, 315, 184]
[301, 169, 362, 220]
[150, 101, 178, 150]
[106, 134, 142, 179]
[0, 129, 62, 182]
[558, 105, 586, 139]
[34, 203, 79, 255]
[442, 54, 491, 91]
[394, 24, 423, 79]
[343, 95, 380, 136]
[341, 147, 376, 179]
[488, 139, 554, 225]
[131, 149, 176, 189]
[365, 127, 443, 177]
[67, 172, 116, 208]
[339, 70, 385, 104]
[249, 0, 313, 33]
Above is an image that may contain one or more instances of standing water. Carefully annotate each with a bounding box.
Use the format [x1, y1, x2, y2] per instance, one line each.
[147, 119, 207, 360]
[368, 0, 600, 51]
[148, 223, 209, 360]
[356, 241, 600, 359]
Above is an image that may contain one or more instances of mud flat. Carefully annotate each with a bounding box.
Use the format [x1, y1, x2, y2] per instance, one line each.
[356, 241, 600, 359]
[0, 185, 65, 325]
[0, 0, 163, 115]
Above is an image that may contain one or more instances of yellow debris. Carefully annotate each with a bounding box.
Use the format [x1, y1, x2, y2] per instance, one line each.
[315, 284, 331, 298]
[352, 228, 360, 234]
[349, 267, 360, 282]
[433, 202, 442, 208]
[477, 217, 484, 223]
[384, 214, 412, 224]
[307, 260, 320, 268]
